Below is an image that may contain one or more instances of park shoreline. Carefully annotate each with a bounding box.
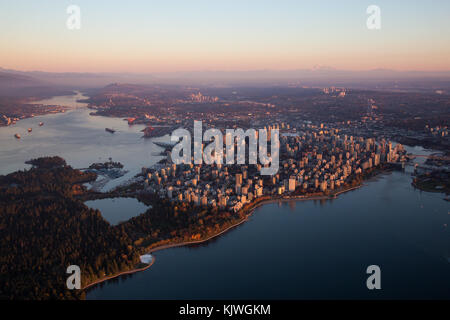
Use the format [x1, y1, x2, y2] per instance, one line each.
[82, 182, 364, 292]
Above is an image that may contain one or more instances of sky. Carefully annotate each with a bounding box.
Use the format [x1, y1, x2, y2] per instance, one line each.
[1, 0, 449, 73]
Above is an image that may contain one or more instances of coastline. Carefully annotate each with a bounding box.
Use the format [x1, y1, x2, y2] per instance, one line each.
[83, 213, 252, 292]
[82, 255, 156, 290]
[82, 181, 364, 293]
[0, 91, 87, 128]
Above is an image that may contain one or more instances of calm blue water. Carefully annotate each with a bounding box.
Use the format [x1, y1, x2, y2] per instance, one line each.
[87, 168, 450, 299]
[85, 197, 150, 225]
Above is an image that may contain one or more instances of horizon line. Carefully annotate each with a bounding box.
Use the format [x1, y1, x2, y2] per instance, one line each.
[2, 66, 450, 76]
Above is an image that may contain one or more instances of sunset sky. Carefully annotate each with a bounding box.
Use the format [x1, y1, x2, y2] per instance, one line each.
[1, 0, 449, 73]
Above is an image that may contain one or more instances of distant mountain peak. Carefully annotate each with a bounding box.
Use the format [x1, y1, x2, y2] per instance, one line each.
[312, 65, 336, 72]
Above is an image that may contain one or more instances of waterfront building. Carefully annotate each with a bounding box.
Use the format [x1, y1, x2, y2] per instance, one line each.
[289, 178, 296, 192]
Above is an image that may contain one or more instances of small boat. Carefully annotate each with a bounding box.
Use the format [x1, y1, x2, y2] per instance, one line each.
[105, 128, 116, 133]
[39, 122, 44, 126]
[14, 134, 21, 139]
[28, 128, 32, 132]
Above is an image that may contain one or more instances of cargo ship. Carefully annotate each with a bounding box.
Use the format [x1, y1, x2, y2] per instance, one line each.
[105, 128, 116, 133]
